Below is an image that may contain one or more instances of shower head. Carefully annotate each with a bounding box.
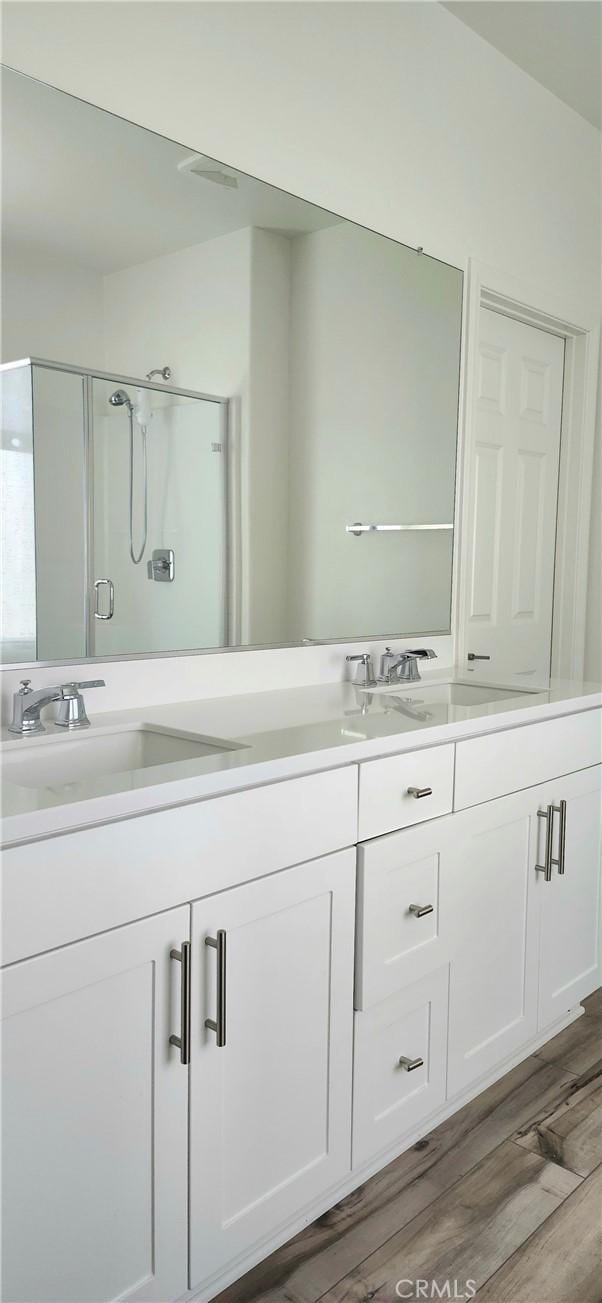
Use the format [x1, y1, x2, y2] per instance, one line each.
[109, 388, 133, 412]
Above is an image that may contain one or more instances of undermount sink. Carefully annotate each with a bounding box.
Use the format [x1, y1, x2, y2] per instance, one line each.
[2, 724, 243, 791]
[365, 681, 537, 707]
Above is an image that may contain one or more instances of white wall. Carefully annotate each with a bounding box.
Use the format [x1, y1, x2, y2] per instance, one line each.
[288, 223, 461, 640]
[102, 228, 251, 397]
[1, 240, 104, 368]
[3, 0, 600, 691]
[5, 3, 599, 317]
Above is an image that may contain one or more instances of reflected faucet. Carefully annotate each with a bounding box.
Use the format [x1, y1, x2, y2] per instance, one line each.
[386, 696, 434, 723]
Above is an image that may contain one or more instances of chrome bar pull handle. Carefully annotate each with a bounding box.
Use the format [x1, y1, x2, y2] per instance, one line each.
[467, 652, 491, 662]
[169, 941, 191, 1065]
[409, 903, 434, 918]
[553, 800, 567, 875]
[94, 578, 114, 620]
[535, 805, 554, 882]
[407, 786, 433, 799]
[205, 930, 227, 1047]
[398, 1055, 424, 1072]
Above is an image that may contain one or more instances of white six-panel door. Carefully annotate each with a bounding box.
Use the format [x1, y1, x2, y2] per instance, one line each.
[0, 908, 189, 1303]
[460, 308, 564, 684]
[188, 849, 355, 1293]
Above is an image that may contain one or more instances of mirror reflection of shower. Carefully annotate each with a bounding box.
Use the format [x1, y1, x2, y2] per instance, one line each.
[108, 387, 149, 564]
[1, 358, 229, 661]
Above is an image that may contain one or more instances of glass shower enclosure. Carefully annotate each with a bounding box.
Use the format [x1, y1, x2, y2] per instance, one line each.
[0, 359, 229, 663]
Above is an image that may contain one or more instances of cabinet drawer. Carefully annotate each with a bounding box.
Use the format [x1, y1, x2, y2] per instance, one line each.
[454, 709, 602, 810]
[358, 744, 454, 841]
[1, 766, 358, 966]
[356, 818, 452, 1009]
[352, 967, 448, 1169]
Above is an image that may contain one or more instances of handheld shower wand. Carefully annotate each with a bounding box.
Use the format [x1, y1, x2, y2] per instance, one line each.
[108, 388, 148, 564]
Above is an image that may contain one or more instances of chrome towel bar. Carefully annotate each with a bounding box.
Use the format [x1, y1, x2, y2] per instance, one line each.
[346, 522, 453, 536]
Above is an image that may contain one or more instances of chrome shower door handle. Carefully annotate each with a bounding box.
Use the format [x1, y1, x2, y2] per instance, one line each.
[94, 578, 114, 619]
[535, 805, 554, 881]
[553, 800, 567, 875]
[205, 930, 227, 1047]
[169, 941, 191, 1065]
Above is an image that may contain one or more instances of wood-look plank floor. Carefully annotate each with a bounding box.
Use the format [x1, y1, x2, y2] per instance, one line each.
[217, 992, 602, 1303]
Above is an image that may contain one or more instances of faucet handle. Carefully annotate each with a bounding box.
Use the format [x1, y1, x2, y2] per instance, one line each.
[346, 654, 376, 688]
[61, 679, 106, 695]
[18, 679, 32, 694]
[378, 646, 401, 679]
[55, 680, 105, 729]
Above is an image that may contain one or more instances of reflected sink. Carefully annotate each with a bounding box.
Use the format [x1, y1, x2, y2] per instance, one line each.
[365, 682, 537, 707]
[2, 724, 243, 791]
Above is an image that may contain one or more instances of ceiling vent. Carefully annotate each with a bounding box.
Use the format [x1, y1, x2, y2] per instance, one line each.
[177, 155, 239, 188]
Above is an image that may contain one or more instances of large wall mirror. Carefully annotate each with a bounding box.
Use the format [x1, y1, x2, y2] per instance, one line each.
[1, 67, 463, 665]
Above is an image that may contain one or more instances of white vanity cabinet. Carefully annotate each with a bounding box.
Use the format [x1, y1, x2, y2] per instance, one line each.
[354, 709, 601, 1166]
[355, 814, 454, 1008]
[537, 765, 601, 1027]
[352, 966, 449, 1167]
[0, 908, 189, 1303]
[445, 765, 601, 1096]
[188, 849, 355, 1291]
[444, 790, 541, 1095]
[1, 703, 600, 1303]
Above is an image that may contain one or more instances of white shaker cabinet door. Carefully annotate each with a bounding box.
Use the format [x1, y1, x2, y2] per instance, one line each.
[443, 789, 540, 1098]
[188, 849, 355, 1293]
[538, 765, 602, 1029]
[1, 907, 189, 1303]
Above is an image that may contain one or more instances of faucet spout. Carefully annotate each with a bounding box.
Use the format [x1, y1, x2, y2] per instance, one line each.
[8, 681, 63, 736]
[386, 648, 437, 684]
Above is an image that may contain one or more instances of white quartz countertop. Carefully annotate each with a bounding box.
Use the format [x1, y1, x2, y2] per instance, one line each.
[1, 670, 600, 847]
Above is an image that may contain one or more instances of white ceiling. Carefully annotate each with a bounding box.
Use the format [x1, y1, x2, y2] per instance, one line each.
[443, 1, 602, 129]
[2, 68, 339, 274]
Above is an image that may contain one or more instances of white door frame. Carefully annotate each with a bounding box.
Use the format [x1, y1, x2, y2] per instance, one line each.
[454, 258, 600, 680]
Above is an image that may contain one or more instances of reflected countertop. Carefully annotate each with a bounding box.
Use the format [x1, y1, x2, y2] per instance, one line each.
[1, 670, 600, 847]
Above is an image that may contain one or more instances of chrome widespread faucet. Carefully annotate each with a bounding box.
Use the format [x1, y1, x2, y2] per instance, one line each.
[8, 678, 106, 736]
[383, 648, 437, 684]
